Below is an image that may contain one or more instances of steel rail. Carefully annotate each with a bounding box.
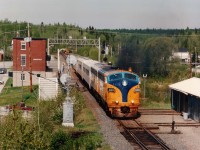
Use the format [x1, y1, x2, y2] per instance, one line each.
[118, 120, 171, 150]
[118, 120, 149, 150]
[134, 120, 171, 150]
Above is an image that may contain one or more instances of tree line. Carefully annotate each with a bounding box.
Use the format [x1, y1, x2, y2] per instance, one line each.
[0, 19, 200, 77]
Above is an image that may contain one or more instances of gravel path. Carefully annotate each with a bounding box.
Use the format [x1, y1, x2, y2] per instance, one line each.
[82, 90, 134, 150]
[158, 126, 200, 150]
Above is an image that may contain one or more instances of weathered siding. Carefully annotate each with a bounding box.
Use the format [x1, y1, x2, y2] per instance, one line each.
[39, 77, 58, 100]
[171, 90, 188, 112]
[188, 95, 200, 122]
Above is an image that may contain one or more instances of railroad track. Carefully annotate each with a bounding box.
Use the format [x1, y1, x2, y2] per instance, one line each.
[138, 108, 181, 115]
[118, 120, 171, 150]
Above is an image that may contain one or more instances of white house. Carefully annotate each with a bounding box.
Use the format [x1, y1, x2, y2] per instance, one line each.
[173, 48, 190, 63]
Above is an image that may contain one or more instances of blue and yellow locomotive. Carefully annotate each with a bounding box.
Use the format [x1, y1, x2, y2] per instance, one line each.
[74, 55, 140, 118]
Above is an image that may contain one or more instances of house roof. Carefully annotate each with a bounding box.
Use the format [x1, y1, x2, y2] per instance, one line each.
[13, 37, 47, 40]
[178, 48, 188, 52]
[169, 77, 200, 97]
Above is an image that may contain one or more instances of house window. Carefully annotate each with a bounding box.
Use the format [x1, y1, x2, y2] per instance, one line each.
[21, 73, 25, 81]
[21, 55, 26, 66]
[21, 41, 26, 50]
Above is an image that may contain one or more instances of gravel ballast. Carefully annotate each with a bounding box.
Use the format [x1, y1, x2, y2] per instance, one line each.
[82, 91, 134, 150]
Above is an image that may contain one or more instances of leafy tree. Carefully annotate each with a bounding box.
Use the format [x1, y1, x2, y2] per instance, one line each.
[117, 36, 144, 74]
[143, 37, 175, 76]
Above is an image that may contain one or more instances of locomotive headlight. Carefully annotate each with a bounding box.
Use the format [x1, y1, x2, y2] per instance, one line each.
[115, 101, 119, 104]
[131, 100, 134, 104]
[134, 88, 140, 92]
[122, 80, 128, 86]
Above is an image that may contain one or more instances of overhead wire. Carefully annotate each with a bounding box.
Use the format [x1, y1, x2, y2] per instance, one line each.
[0, 29, 27, 36]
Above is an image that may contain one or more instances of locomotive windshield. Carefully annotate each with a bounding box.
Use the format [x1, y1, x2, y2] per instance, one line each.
[124, 73, 136, 80]
[109, 73, 122, 81]
[108, 72, 139, 82]
[124, 73, 140, 83]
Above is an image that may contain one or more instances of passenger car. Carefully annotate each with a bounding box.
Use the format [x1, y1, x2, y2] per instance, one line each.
[74, 55, 140, 118]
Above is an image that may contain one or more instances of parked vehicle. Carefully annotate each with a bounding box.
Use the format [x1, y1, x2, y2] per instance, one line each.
[6, 102, 34, 111]
[0, 68, 7, 74]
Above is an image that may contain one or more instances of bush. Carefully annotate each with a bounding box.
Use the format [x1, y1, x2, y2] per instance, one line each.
[0, 111, 50, 149]
[50, 130, 72, 150]
[52, 107, 63, 124]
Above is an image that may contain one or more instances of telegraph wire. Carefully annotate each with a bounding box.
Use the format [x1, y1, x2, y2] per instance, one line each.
[0, 29, 27, 36]
[28, 72, 58, 84]
[28, 72, 75, 91]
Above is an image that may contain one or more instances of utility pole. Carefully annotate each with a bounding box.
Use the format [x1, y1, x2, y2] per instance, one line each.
[189, 52, 192, 78]
[195, 47, 197, 76]
[143, 74, 147, 99]
[98, 37, 100, 62]
[110, 46, 112, 58]
[58, 49, 61, 73]
[28, 23, 33, 92]
[21, 66, 24, 101]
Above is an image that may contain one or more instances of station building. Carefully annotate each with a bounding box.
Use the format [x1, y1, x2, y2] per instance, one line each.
[169, 77, 200, 122]
[12, 37, 47, 87]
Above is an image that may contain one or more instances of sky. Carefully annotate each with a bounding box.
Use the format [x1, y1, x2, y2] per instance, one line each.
[0, 0, 200, 29]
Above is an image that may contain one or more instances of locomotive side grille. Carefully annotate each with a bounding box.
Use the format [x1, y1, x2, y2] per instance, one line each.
[121, 106, 130, 113]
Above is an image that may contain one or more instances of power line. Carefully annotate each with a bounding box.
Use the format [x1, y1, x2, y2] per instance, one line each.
[0, 23, 21, 27]
[0, 29, 27, 36]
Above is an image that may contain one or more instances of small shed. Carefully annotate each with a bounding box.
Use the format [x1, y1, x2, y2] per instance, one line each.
[169, 77, 200, 122]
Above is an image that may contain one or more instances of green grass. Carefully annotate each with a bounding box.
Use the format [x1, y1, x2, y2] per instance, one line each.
[140, 98, 171, 109]
[0, 78, 38, 106]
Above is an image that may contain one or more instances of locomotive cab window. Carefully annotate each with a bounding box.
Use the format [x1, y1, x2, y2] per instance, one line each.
[98, 72, 105, 81]
[124, 73, 136, 80]
[109, 73, 122, 81]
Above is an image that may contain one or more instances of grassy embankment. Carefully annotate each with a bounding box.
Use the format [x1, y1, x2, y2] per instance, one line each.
[140, 78, 171, 109]
[0, 78, 110, 150]
[0, 78, 37, 106]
